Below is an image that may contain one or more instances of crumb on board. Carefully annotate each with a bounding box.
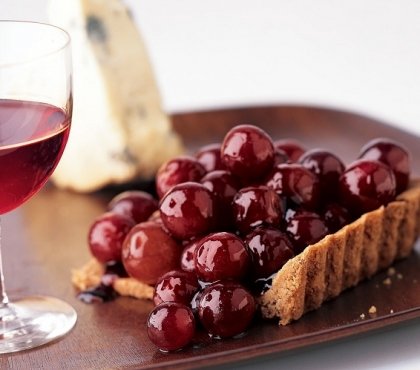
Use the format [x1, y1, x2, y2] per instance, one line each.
[390, 309, 394, 314]
[387, 267, 396, 276]
[368, 306, 377, 315]
[71, 258, 104, 291]
[383, 277, 392, 286]
[397, 273, 403, 280]
[360, 313, 366, 319]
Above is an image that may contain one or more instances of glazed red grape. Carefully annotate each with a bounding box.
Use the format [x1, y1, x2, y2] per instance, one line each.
[274, 139, 306, 162]
[156, 156, 206, 198]
[190, 290, 203, 316]
[232, 186, 283, 234]
[299, 149, 344, 201]
[180, 239, 200, 272]
[160, 182, 216, 240]
[195, 143, 224, 172]
[339, 159, 396, 216]
[201, 170, 240, 229]
[273, 148, 289, 166]
[153, 270, 199, 306]
[198, 281, 256, 338]
[194, 232, 251, 282]
[108, 191, 158, 223]
[147, 302, 195, 351]
[88, 212, 135, 263]
[244, 227, 294, 279]
[200, 170, 240, 204]
[266, 163, 320, 210]
[323, 203, 352, 233]
[286, 210, 329, 253]
[121, 221, 181, 285]
[221, 124, 274, 183]
[359, 138, 410, 194]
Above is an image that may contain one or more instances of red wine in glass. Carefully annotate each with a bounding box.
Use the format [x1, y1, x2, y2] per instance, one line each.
[0, 99, 70, 214]
[0, 20, 76, 354]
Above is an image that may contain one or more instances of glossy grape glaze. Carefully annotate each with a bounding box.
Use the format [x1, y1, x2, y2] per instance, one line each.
[180, 239, 200, 273]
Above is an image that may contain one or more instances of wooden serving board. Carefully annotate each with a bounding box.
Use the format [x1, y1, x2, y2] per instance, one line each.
[2, 105, 420, 369]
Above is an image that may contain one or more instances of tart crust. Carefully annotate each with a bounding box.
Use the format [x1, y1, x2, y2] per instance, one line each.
[259, 179, 420, 325]
[71, 258, 154, 300]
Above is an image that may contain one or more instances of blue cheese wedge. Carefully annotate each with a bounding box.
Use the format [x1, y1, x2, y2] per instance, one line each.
[48, 0, 183, 192]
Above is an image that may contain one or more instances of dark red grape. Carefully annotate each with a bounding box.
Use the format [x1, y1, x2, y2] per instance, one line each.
[156, 156, 206, 198]
[198, 281, 256, 338]
[232, 186, 283, 234]
[147, 302, 195, 351]
[266, 163, 320, 210]
[299, 149, 344, 201]
[286, 210, 329, 254]
[200, 170, 240, 204]
[194, 232, 251, 282]
[153, 270, 199, 306]
[221, 124, 274, 183]
[274, 139, 306, 162]
[190, 290, 203, 316]
[180, 239, 200, 272]
[195, 143, 224, 172]
[322, 203, 352, 233]
[339, 159, 396, 216]
[88, 212, 135, 263]
[108, 191, 158, 223]
[201, 170, 240, 229]
[121, 221, 181, 285]
[159, 182, 216, 240]
[273, 149, 289, 166]
[359, 138, 410, 193]
[244, 226, 294, 278]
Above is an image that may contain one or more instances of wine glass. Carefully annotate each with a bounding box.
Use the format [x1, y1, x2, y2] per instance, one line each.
[0, 21, 76, 353]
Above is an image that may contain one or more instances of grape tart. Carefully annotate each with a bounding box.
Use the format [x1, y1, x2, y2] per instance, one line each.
[72, 126, 420, 351]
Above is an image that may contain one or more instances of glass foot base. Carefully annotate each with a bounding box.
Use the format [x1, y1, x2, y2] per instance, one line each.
[0, 295, 77, 354]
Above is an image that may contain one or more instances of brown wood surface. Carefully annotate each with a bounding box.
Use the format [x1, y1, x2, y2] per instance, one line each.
[1, 105, 420, 369]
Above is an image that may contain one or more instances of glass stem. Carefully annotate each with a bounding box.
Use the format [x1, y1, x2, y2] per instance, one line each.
[0, 218, 9, 307]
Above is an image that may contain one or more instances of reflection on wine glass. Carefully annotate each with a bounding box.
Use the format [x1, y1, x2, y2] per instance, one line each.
[0, 21, 76, 353]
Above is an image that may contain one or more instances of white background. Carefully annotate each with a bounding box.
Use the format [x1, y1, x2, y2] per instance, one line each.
[1, 1, 420, 369]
